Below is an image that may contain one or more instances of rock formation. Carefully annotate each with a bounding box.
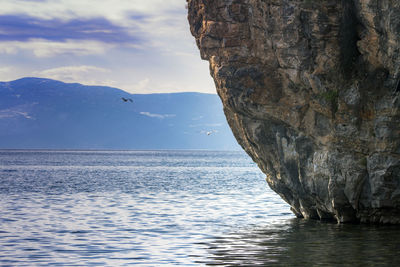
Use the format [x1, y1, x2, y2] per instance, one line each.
[187, 0, 400, 223]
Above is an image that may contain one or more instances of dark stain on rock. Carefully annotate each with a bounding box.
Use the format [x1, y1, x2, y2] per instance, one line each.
[339, 0, 361, 79]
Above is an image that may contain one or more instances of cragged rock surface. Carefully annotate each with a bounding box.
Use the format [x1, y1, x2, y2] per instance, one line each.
[187, 0, 400, 223]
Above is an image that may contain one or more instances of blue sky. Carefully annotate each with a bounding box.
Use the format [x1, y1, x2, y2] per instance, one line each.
[0, 0, 215, 94]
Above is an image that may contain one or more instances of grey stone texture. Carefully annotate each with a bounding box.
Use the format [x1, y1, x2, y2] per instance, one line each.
[188, 0, 400, 223]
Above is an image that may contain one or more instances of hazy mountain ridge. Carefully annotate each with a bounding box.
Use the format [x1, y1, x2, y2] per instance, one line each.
[0, 77, 239, 150]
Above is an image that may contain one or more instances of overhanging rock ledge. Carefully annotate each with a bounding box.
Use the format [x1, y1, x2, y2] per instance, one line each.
[187, 0, 400, 223]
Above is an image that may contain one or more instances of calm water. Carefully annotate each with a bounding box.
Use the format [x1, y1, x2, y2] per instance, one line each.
[0, 150, 399, 266]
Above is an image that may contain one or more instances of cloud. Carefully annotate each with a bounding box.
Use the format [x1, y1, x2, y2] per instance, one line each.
[132, 78, 150, 92]
[189, 123, 223, 128]
[139, 112, 176, 119]
[0, 39, 114, 57]
[0, 15, 138, 43]
[0, 67, 12, 75]
[36, 65, 109, 76]
[0, 0, 217, 94]
[0, 66, 25, 82]
[33, 65, 114, 85]
[0, 0, 184, 22]
[0, 0, 193, 62]
[192, 116, 204, 121]
[0, 0, 189, 51]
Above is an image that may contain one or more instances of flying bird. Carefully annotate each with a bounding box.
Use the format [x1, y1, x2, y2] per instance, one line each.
[121, 97, 133, 103]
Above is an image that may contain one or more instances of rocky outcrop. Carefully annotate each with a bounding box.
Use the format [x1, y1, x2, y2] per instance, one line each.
[187, 0, 400, 223]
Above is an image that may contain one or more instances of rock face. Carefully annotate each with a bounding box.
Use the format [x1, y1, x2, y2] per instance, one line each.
[187, 0, 400, 223]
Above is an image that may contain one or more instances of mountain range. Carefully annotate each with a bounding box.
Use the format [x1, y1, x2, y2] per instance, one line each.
[0, 77, 239, 150]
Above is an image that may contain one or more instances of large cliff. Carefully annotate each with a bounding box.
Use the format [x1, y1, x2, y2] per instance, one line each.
[188, 0, 400, 223]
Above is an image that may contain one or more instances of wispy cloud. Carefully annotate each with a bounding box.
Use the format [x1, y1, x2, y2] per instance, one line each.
[34, 65, 111, 84]
[0, 39, 114, 57]
[140, 112, 176, 119]
[0, 67, 12, 75]
[0, 0, 192, 64]
[0, 0, 188, 50]
[0, 0, 184, 22]
[191, 116, 204, 121]
[131, 78, 150, 92]
[0, 15, 138, 43]
[189, 123, 223, 128]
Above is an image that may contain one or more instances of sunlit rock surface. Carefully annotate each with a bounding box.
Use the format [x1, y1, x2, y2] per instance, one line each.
[188, 0, 400, 223]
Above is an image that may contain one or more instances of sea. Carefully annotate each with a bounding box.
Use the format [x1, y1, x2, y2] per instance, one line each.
[0, 150, 400, 266]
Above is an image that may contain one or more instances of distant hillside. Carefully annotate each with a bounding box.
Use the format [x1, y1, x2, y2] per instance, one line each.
[0, 77, 239, 150]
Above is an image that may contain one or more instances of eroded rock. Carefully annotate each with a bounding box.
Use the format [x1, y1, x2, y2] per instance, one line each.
[188, 0, 400, 223]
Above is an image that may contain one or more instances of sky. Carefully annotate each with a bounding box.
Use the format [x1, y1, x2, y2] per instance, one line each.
[0, 0, 216, 94]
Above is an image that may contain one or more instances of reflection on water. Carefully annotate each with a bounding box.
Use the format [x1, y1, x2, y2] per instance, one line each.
[200, 219, 400, 266]
[0, 150, 399, 266]
[0, 150, 292, 266]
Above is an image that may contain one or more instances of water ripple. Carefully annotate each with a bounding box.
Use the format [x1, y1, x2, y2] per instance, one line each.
[0, 150, 399, 266]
